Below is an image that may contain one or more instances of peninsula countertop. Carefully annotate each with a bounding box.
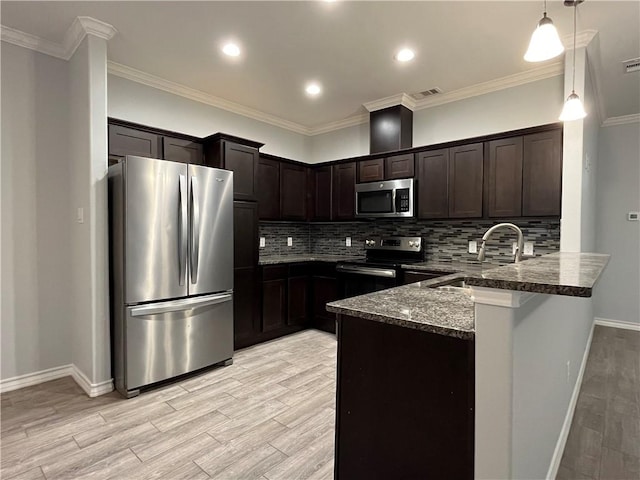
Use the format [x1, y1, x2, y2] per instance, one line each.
[327, 252, 610, 338]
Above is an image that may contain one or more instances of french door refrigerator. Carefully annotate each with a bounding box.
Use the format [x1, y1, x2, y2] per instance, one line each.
[109, 155, 234, 397]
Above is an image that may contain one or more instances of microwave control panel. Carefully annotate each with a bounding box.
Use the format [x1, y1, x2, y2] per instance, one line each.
[396, 188, 411, 213]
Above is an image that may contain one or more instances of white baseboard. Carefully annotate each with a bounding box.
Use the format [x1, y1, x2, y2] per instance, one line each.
[0, 364, 74, 394]
[594, 317, 640, 332]
[0, 364, 113, 397]
[546, 320, 595, 480]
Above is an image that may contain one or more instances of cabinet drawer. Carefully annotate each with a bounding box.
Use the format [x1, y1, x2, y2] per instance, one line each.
[262, 265, 288, 281]
[289, 263, 310, 277]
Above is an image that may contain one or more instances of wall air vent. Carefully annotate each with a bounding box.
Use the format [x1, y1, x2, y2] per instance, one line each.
[623, 58, 640, 74]
[410, 88, 443, 100]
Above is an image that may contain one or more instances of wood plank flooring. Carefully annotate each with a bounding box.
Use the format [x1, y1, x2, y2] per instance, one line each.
[1, 329, 338, 480]
[558, 326, 640, 480]
[3, 325, 638, 479]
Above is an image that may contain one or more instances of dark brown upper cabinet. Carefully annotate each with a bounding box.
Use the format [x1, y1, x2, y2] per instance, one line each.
[203, 134, 264, 202]
[257, 156, 280, 220]
[523, 129, 562, 216]
[416, 149, 449, 219]
[233, 201, 259, 270]
[162, 137, 204, 165]
[370, 105, 413, 154]
[108, 124, 161, 159]
[280, 163, 308, 220]
[358, 158, 385, 183]
[486, 137, 523, 218]
[313, 166, 333, 221]
[385, 153, 415, 180]
[332, 162, 356, 220]
[448, 143, 484, 218]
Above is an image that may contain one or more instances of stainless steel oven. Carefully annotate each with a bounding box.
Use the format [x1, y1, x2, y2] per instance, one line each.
[355, 178, 414, 218]
[336, 237, 424, 299]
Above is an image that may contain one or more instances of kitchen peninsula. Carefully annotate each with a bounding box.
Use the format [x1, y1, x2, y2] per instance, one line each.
[327, 252, 610, 480]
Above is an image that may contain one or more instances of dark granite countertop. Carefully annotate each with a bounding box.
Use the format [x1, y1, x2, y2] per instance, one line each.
[327, 252, 609, 337]
[401, 260, 508, 275]
[258, 254, 365, 265]
[326, 273, 475, 339]
[464, 252, 610, 297]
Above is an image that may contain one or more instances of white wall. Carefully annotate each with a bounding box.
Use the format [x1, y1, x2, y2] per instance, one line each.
[594, 121, 640, 325]
[580, 63, 599, 253]
[308, 76, 564, 163]
[1, 42, 72, 379]
[108, 75, 310, 161]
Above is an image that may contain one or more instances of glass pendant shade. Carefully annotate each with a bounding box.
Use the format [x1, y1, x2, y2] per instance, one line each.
[524, 15, 565, 62]
[559, 92, 587, 121]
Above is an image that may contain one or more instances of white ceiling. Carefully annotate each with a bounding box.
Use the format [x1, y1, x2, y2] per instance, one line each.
[2, 1, 639, 131]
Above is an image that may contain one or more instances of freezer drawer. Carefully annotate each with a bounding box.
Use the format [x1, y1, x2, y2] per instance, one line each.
[124, 293, 233, 393]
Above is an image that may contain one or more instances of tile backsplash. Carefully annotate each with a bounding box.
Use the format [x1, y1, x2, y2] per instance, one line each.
[260, 218, 560, 262]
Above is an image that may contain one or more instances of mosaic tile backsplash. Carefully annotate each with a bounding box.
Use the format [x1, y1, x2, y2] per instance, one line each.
[259, 219, 560, 262]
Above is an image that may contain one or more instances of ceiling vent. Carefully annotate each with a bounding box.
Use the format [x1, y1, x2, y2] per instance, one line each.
[409, 88, 442, 100]
[623, 58, 640, 74]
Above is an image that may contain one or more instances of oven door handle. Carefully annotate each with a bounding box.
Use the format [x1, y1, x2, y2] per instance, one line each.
[336, 264, 397, 278]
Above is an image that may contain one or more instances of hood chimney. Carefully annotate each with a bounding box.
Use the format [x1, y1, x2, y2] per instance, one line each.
[365, 95, 414, 154]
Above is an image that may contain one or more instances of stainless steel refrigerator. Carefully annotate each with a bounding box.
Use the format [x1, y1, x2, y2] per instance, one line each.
[109, 155, 234, 397]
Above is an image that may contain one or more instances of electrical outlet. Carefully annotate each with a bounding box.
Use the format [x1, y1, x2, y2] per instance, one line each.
[468, 240, 477, 254]
[524, 242, 534, 256]
[259, 237, 265, 248]
[346, 237, 352, 247]
[76, 207, 84, 224]
[628, 212, 639, 221]
[287, 237, 293, 247]
[566, 360, 571, 383]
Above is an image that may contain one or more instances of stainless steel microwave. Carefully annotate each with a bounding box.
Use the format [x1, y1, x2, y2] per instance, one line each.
[355, 178, 414, 218]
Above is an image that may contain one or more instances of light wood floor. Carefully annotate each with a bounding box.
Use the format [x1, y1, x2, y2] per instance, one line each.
[1, 329, 338, 480]
[558, 326, 640, 480]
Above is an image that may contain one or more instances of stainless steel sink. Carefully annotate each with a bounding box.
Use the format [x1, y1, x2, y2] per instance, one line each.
[430, 278, 470, 293]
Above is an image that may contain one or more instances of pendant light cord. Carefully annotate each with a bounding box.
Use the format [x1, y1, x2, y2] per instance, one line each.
[543, 0, 547, 16]
[571, 2, 577, 93]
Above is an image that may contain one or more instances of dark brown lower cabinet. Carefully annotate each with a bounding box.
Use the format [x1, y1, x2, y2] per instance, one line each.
[312, 263, 339, 333]
[335, 315, 475, 479]
[233, 267, 259, 350]
[262, 279, 286, 332]
[288, 275, 309, 326]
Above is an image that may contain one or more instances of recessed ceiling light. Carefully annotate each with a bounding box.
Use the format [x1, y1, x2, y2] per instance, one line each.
[222, 43, 241, 57]
[395, 48, 415, 62]
[305, 82, 322, 96]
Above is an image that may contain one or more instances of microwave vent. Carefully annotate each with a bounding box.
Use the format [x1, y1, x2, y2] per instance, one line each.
[410, 88, 442, 100]
[623, 58, 640, 74]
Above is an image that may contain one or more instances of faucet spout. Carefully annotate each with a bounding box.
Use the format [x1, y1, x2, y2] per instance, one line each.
[477, 223, 524, 263]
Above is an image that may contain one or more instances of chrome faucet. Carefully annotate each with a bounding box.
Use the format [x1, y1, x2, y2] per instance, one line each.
[477, 223, 524, 263]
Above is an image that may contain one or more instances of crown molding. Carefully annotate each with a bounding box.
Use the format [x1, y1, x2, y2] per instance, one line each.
[1, 24, 67, 59]
[307, 113, 369, 136]
[562, 29, 598, 51]
[363, 93, 416, 112]
[107, 61, 311, 135]
[601, 113, 640, 127]
[1, 16, 116, 61]
[413, 61, 564, 111]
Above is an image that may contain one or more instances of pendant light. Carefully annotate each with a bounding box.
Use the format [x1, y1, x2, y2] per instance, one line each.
[559, 0, 587, 121]
[524, 0, 565, 62]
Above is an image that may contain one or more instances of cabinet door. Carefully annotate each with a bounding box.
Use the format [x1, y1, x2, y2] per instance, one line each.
[416, 149, 449, 219]
[233, 201, 258, 270]
[288, 276, 309, 326]
[448, 143, 483, 218]
[332, 163, 356, 220]
[162, 137, 203, 165]
[358, 159, 384, 183]
[314, 166, 332, 220]
[109, 125, 161, 159]
[313, 275, 338, 333]
[523, 130, 562, 216]
[257, 157, 280, 220]
[224, 142, 258, 201]
[385, 154, 415, 179]
[262, 278, 287, 332]
[280, 163, 308, 220]
[486, 137, 523, 218]
[233, 267, 259, 349]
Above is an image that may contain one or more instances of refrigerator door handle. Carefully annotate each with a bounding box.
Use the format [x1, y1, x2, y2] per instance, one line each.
[130, 292, 233, 317]
[178, 174, 188, 286]
[190, 176, 200, 284]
